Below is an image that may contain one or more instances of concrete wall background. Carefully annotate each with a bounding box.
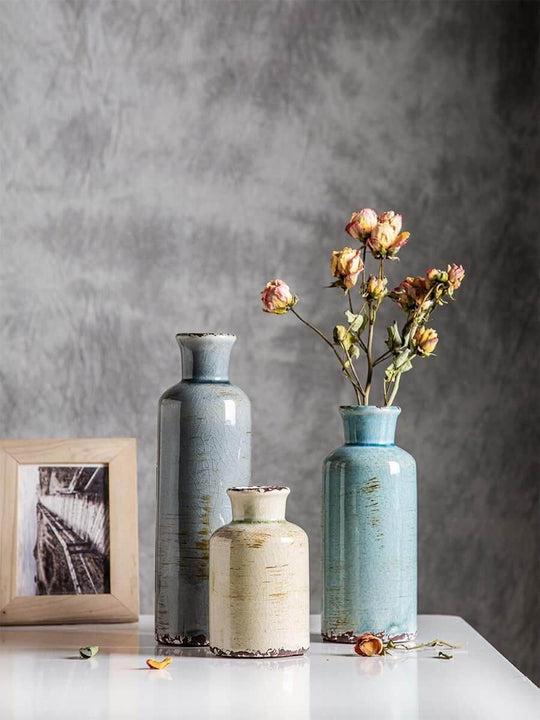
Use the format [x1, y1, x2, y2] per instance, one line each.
[1, 1, 538, 682]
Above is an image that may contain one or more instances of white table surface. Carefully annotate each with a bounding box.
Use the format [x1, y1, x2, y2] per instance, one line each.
[0, 615, 538, 720]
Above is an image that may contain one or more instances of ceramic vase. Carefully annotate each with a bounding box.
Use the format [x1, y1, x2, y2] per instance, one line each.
[322, 405, 417, 642]
[155, 333, 251, 646]
[209, 486, 310, 657]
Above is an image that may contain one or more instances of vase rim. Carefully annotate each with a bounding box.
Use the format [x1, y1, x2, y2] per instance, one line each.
[176, 332, 236, 338]
[228, 486, 289, 494]
[340, 405, 401, 412]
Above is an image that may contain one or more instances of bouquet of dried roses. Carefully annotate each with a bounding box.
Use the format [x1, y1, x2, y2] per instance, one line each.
[261, 208, 465, 405]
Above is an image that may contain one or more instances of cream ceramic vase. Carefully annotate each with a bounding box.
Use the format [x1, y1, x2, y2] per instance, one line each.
[209, 486, 310, 658]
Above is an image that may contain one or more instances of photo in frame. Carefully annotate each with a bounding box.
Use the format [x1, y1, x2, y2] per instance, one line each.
[0, 438, 139, 624]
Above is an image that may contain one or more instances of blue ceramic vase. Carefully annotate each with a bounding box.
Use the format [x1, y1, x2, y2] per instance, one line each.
[155, 333, 251, 646]
[322, 405, 417, 642]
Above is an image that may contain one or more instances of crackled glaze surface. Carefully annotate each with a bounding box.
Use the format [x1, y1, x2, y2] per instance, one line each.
[322, 407, 417, 642]
[209, 487, 310, 657]
[155, 335, 251, 646]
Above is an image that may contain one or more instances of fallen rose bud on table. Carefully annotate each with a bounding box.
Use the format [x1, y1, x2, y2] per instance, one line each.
[353, 633, 463, 657]
[354, 633, 384, 656]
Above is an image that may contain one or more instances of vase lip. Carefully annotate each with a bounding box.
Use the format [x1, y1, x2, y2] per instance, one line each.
[340, 405, 401, 413]
[227, 485, 289, 494]
[176, 332, 236, 338]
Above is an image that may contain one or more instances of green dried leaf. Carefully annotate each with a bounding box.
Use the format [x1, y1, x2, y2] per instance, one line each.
[79, 645, 99, 659]
[349, 344, 360, 360]
[386, 322, 402, 352]
[345, 311, 368, 335]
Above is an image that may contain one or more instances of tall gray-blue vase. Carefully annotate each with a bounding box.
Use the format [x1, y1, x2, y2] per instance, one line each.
[155, 333, 251, 646]
[322, 405, 417, 643]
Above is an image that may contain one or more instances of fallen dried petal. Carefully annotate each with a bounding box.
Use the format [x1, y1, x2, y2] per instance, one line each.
[146, 657, 172, 670]
[79, 645, 99, 659]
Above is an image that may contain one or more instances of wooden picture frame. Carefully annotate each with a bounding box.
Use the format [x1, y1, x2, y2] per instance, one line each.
[0, 438, 139, 625]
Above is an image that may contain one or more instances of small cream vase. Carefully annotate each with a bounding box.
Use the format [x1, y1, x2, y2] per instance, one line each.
[209, 486, 310, 657]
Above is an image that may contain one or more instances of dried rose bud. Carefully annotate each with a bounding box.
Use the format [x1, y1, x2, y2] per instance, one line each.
[447, 264, 465, 291]
[333, 325, 348, 344]
[365, 275, 388, 301]
[413, 327, 439, 356]
[354, 633, 384, 656]
[426, 268, 448, 284]
[346, 208, 378, 240]
[261, 279, 297, 314]
[331, 247, 364, 289]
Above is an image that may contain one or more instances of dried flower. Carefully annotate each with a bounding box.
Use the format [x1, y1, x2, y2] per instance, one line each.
[367, 221, 410, 259]
[261, 279, 297, 314]
[331, 247, 364, 289]
[413, 327, 438, 356]
[261, 205, 464, 408]
[354, 633, 384, 657]
[391, 276, 432, 312]
[364, 275, 388, 301]
[353, 635, 462, 658]
[447, 264, 465, 291]
[346, 208, 378, 240]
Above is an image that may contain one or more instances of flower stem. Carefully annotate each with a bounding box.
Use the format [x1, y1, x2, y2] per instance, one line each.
[373, 349, 393, 366]
[386, 373, 401, 406]
[364, 304, 376, 404]
[291, 308, 364, 402]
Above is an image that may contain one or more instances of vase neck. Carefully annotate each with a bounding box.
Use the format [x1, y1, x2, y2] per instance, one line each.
[340, 406, 400, 446]
[176, 334, 236, 382]
[227, 487, 289, 522]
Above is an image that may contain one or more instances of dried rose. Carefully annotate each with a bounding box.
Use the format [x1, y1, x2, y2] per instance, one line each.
[364, 275, 388, 301]
[391, 276, 431, 312]
[331, 247, 364, 289]
[354, 633, 384, 656]
[346, 208, 378, 240]
[261, 279, 298, 314]
[447, 264, 465, 291]
[413, 327, 439, 356]
[368, 222, 410, 259]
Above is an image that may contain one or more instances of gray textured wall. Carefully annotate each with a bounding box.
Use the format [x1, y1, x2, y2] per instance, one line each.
[1, 0, 538, 683]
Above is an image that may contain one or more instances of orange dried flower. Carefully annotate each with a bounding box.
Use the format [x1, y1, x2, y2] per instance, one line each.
[354, 632, 384, 656]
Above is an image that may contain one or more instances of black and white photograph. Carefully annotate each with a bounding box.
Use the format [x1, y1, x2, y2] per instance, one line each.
[17, 464, 110, 596]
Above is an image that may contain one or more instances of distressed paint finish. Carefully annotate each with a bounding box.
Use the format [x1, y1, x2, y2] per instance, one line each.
[209, 487, 309, 658]
[155, 334, 251, 646]
[322, 406, 417, 642]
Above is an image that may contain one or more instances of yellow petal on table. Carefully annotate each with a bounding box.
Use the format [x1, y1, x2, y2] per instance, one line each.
[79, 646, 99, 659]
[146, 657, 172, 670]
